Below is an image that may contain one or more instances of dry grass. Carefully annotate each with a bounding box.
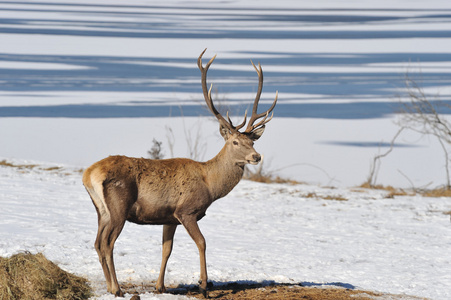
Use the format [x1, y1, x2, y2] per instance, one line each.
[301, 192, 347, 201]
[0, 252, 92, 300]
[420, 188, 451, 197]
[360, 183, 451, 198]
[243, 163, 304, 185]
[41, 166, 63, 172]
[0, 159, 83, 175]
[359, 183, 412, 198]
[0, 160, 38, 170]
[245, 173, 302, 185]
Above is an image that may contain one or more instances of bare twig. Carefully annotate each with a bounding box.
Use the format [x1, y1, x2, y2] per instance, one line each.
[437, 136, 451, 188]
[165, 106, 207, 161]
[397, 169, 416, 190]
[165, 125, 175, 158]
[366, 127, 405, 187]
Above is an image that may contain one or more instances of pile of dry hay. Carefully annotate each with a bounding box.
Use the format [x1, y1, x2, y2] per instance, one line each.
[0, 252, 92, 300]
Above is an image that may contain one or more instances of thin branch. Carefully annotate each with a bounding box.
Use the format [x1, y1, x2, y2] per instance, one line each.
[397, 169, 416, 190]
[165, 125, 175, 158]
[366, 127, 405, 187]
[436, 136, 451, 188]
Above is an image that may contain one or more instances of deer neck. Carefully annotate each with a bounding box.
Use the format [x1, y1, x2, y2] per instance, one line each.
[204, 145, 245, 200]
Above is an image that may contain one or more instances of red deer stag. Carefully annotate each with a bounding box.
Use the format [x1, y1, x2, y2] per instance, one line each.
[82, 48, 278, 297]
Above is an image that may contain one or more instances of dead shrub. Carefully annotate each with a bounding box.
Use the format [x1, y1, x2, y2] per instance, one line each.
[0, 252, 92, 300]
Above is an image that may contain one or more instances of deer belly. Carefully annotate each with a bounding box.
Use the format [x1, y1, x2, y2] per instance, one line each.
[127, 200, 179, 225]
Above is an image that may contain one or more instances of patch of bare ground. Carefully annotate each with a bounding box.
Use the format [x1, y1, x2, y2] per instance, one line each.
[121, 281, 423, 300]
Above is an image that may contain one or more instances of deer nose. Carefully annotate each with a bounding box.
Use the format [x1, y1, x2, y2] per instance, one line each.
[253, 154, 261, 163]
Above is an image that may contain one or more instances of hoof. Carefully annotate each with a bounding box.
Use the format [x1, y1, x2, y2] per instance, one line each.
[114, 290, 124, 297]
[198, 280, 209, 298]
[130, 295, 141, 300]
[199, 286, 209, 298]
[156, 286, 166, 294]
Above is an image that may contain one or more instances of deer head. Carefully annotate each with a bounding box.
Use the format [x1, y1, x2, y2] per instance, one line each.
[198, 48, 278, 165]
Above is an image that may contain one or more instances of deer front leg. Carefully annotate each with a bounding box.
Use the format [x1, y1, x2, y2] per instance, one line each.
[177, 215, 208, 298]
[156, 224, 177, 293]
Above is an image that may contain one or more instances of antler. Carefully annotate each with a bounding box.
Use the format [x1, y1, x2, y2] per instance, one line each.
[198, 49, 277, 135]
[198, 48, 237, 133]
[244, 60, 278, 133]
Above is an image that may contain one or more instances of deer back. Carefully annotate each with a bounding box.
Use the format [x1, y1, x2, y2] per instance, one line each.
[83, 154, 242, 225]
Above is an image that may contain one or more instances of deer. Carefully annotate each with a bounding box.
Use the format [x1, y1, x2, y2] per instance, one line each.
[82, 48, 278, 298]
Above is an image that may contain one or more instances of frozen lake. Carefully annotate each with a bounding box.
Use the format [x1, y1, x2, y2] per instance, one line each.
[1, 1, 451, 186]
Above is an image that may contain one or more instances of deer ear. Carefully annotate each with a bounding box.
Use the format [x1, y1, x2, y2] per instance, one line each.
[219, 124, 231, 140]
[248, 126, 265, 141]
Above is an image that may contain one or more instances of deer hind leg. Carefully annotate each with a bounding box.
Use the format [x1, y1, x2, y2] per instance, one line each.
[87, 178, 128, 297]
[177, 215, 208, 298]
[156, 224, 177, 293]
[97, 219, 126, 297]
[94, 217, 113, 293]
[92, 202, 126, 297]
[85, 184, 116, 294]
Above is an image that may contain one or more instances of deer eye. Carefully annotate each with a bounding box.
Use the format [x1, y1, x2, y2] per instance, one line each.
[233, 140, 239, 146]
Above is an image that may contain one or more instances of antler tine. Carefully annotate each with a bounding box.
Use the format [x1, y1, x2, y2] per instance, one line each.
[198, 49, 232, 130]
[250, 60, 263, 116]
[227, 110, 248, 131]
[245, 60, 278, 133]
[235, 110, 248, 131]
[246, 91, 278, 132]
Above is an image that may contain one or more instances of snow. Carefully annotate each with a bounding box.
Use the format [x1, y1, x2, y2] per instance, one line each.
[1, 162, 450, 299]
[1, 0, 451, 299]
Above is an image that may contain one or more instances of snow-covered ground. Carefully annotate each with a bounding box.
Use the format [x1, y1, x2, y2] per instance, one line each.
[1, 161, 450, 300]
[1, 1, 451, 299]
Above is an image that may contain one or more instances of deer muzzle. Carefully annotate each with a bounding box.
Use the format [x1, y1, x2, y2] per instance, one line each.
[247, 153, 261, 165]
